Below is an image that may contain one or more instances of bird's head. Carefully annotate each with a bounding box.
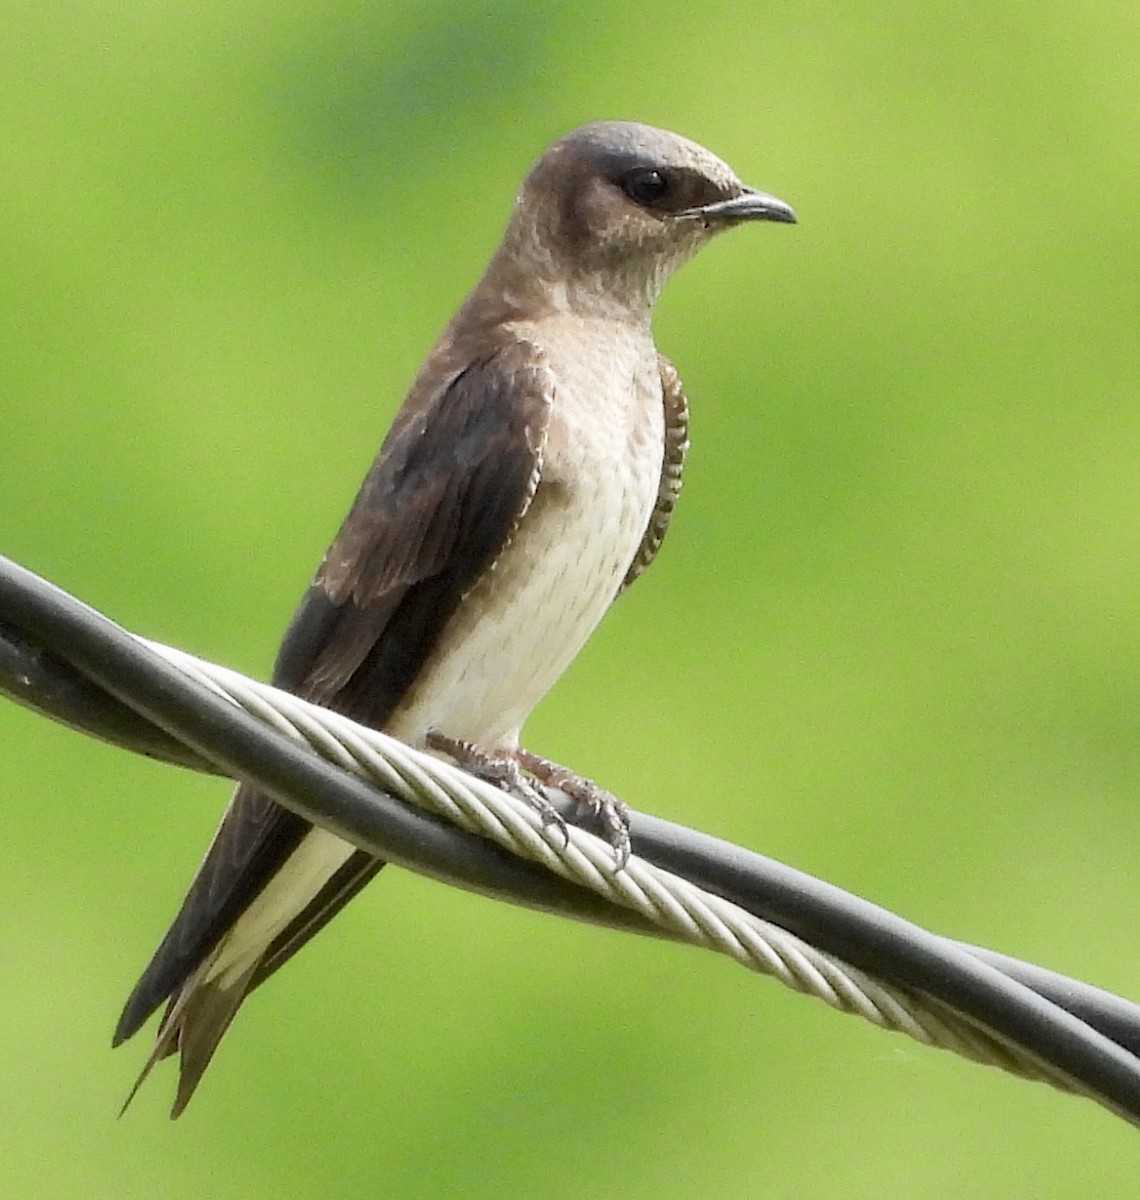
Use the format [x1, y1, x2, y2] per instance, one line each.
[495, 120, 796, 319]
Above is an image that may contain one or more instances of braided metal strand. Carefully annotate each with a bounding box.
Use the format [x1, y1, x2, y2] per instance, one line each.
[143, 638, 1094, 1103]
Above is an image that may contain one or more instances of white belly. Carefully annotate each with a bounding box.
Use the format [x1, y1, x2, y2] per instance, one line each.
[389, 320, 665, 750]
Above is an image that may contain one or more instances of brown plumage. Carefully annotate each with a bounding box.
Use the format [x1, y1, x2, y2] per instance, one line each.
[114, 119, 795, 1115]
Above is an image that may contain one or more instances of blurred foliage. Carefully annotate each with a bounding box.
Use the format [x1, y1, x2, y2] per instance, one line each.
[3, 1, 1140, 1195]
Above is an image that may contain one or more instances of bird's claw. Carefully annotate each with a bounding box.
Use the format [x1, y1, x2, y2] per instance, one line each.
[426, 732, 570, 847]
[515, 749, 632, 869]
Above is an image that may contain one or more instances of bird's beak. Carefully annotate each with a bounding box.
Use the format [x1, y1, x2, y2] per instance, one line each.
[698, 186, 797, 224]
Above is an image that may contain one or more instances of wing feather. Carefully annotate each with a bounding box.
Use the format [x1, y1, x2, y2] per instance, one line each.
[622, 353, 689, 591]
[115, 339, 553, 1050]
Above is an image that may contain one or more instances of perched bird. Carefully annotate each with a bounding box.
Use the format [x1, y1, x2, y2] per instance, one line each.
[114, 120, 795, 1115]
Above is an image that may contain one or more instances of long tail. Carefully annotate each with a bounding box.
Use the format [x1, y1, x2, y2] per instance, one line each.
[119, 955, 259, 1119]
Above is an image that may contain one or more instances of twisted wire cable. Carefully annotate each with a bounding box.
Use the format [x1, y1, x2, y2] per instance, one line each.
[4, 552, 1140, 1126]
[145, 638, 1097, 1102]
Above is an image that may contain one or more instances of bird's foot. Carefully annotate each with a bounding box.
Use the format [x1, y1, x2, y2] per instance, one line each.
[425, 732, 569, 847]
[515, 749, 631, 868]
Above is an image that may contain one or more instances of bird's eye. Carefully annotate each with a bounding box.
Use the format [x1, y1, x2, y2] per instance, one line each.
[621, 168, 670, 208]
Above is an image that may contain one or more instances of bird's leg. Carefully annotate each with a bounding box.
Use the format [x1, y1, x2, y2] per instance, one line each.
[425, 732, 569, 846]
[514, 749, 631, 868]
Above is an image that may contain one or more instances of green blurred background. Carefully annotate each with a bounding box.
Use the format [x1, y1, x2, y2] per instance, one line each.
[3, 1, 1140, 1195]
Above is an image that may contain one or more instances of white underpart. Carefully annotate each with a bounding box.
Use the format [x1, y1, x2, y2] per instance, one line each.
[209, 310, 666, 987]
[211, 826, 351, 987]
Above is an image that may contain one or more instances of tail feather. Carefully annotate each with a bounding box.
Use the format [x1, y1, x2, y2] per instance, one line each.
[119, 954, 260, 1119]
[117, 999, 182, 1117]
[115, 830, 383, 1114]
[169, 965, 259, 1118]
